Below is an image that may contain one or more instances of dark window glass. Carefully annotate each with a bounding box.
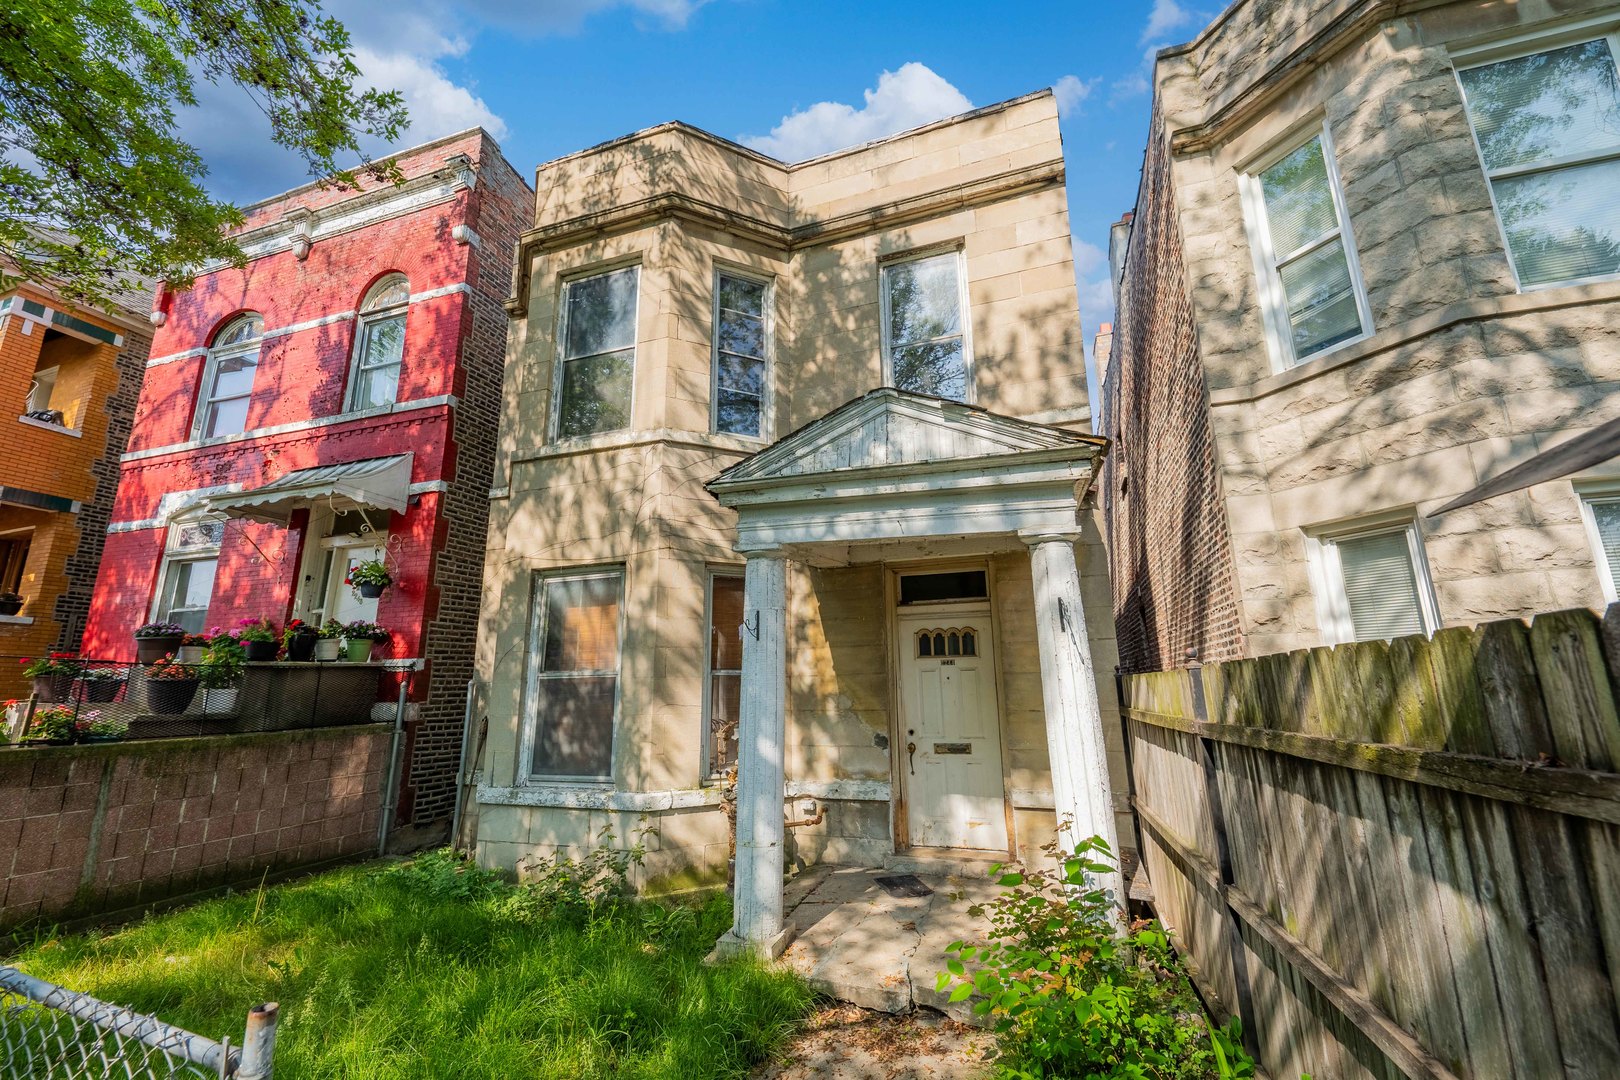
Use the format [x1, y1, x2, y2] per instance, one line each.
[899, 570, 988, 604]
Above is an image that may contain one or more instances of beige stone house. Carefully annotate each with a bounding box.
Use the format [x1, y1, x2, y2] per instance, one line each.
[1101, 0, 1620, 671]
[467, 90, 1129, 949]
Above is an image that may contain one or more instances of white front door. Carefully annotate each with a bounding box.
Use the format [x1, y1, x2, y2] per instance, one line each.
[324, 544, 382, 625]
[898, 606, 1008, 851]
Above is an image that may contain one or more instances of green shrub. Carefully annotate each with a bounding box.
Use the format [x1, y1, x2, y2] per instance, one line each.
[938, 834, 1254, 1080]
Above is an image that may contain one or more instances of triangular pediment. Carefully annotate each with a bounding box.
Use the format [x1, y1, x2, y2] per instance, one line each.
[711, 388, 1101, 487]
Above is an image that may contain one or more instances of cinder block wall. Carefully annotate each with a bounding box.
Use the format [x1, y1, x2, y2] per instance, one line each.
[0, 726, 389, 930]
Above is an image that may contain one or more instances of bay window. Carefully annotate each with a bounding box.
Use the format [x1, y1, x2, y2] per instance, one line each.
[881, 251, 971, 402]
[524, 570, 623, 780]
[555, 267, 638, 440]
[713, 273, 770, 438]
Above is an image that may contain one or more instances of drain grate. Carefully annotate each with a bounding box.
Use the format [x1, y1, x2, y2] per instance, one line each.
[874, 874, 933, 898]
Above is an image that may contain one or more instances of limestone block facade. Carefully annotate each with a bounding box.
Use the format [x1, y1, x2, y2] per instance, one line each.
[471, 91, 1130, 903]
[1103, 0, 1620, 667]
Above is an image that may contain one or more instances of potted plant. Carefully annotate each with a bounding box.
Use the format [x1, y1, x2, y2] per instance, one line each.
[346, 558, 392, 599]
[282, 618, 317, 662]
[236, 617, 280, 662]
[21, 654, 81, 702]
[314, 619, 344, 661]
[134, 622, 186, 663]
[341, 621, 389, 663]
[141, 655, 200, 714]
[78, 667, 126, 703]
[176, 633, 212, 663]
[0, 592, 22, 617]
[19, 704, 81, 745]
[198, 636, 245, 713]
[78, 712, 128, 743]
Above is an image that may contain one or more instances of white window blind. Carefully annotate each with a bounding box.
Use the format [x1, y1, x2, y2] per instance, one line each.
[1589, 499, 1620, 592]
[1336, 530, 1427, 641]
[1457, 38, 1620, 289]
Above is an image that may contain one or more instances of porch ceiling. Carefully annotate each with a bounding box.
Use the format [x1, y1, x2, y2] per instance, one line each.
[706, 389, 1106, 559]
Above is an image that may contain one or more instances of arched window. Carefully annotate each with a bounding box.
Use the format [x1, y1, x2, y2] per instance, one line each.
[349, 275, 408, 411]
[195, 314, 262, 439]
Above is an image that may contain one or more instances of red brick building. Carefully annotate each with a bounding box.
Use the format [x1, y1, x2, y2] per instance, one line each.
[81, 129, 531, 834]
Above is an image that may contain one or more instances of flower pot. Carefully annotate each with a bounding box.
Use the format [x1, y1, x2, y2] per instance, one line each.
[135, 634, 183, 663]
[144, 678, 199, 714]
[358, 582, 387, 599]
[242, 640, 278, 662]
[285, 632, 317, 662]
[343, 639, 374, 663]
[31, 675, 73, 702]
[314, 638, 343, 661]
[201, 686, 239, 713]
[175, 645, 207, 663]
[80, 678, 123, 703]
[0, 598, 21, 616]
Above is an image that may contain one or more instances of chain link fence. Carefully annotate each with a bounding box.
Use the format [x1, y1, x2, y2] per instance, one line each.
[0, 967, 277, 1079]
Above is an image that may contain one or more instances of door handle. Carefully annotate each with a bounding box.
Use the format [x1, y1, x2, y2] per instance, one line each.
[906, 741, 917, 775]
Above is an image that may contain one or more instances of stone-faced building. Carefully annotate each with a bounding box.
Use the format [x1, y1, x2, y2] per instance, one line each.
[469, 90, 1129, 951]
[0, 281, 153, 700]
[1102, 0, 1620, 671]
[80, 129, 531, 835]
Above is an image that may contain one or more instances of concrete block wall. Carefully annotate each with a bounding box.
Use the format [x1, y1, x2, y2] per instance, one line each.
[0, 726, 389, 930]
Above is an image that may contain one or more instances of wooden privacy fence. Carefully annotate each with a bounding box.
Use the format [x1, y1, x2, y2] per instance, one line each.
[1120, 607, 1620, 1080]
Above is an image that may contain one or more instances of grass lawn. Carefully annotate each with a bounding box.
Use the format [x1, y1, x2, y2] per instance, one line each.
[4, 853, 814, 1079]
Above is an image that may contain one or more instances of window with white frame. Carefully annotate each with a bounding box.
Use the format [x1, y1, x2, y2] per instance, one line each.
[713, 273, 769, 438]
[704, 573, 744, 776]
[1241, 126, 1371, 367]
[24, 366, 57, 414]
[1455, 35, 1620, 289]
[348, 275, 408, 411]
[882, 250, 971, 402]
[1579, 492, 1620, 602]
[1309, 522, 1438, 644]
[195, 314, 262, 439]
[154, 518, 224, 634]
[555, 266, 638, 440]
[525, 570, 623, 780]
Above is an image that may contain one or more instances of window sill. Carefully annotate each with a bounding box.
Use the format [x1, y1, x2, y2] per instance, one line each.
[0, 614, 35, 626]
[17, 416, 82, 438]
[478, 782, 725, 812]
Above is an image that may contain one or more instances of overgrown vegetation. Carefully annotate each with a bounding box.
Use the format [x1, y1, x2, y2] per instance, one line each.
[7, 847, 812, 1079]
[938, 835, 1254, 1080]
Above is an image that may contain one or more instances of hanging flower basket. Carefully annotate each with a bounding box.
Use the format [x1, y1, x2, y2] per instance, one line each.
[346, 558, 392, 600]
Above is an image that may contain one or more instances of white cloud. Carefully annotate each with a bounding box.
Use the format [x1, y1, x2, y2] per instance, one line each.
[1052, 74, 1099, 119]
[741, 63, 974, 162]
[351, 45, 507, 142]
[1109, 45, 1162, 105]
[1140, 0, 1197, 45]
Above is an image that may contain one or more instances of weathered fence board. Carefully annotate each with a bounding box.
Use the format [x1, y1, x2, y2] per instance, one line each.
[1124, 607, 1620, 1080]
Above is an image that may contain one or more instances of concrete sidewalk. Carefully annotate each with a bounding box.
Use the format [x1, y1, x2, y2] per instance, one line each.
[778, 864, 1003, 1018]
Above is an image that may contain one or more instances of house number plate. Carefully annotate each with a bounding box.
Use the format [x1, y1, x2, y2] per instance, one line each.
[934, 742, 972, 755]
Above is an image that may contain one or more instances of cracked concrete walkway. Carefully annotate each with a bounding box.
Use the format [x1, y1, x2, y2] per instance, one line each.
[779, 865, 1002, 1018]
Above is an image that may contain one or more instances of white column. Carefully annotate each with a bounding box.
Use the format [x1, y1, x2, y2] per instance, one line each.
[718, 550, 791, 958]
[1023, 530, 1124, 909]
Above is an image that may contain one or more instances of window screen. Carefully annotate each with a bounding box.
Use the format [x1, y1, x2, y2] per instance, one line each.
[899, 570, 988, 605]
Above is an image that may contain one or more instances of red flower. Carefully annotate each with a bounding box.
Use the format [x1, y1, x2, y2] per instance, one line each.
[16, 658, 27, 666]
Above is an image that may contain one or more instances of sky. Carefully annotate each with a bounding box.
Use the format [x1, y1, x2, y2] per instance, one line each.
[178, 0, 1213, 365]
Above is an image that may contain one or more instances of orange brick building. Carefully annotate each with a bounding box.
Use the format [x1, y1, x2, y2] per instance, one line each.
[0, 284, 154, 699]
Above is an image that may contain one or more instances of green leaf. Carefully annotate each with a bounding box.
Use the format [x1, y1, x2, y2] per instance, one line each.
[949, 982, 974, 1003]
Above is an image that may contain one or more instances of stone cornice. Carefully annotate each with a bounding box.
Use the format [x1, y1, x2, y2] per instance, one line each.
[505, 160, 1066, 315]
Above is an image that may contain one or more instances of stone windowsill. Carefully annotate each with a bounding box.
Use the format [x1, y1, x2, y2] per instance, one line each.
[0, 614, 34, 626]
[18, 415, 82, 438]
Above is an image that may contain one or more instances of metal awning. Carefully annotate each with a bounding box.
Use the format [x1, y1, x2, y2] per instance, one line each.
[200, 455, 413, 524]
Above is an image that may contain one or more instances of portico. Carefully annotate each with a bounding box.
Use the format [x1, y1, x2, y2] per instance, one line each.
[707, 389, 1123, 956]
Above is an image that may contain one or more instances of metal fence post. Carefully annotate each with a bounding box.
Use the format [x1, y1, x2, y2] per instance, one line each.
[235, 1002, 279, 1080]
[377, 672, 410, 855]
[1188, 658, 1260, 1058]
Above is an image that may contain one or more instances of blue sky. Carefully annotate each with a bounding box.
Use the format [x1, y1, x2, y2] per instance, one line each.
[182, 0, 1211, 351]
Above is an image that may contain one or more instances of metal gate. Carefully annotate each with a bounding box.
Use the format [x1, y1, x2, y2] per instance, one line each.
[0, 967, 277, 1078]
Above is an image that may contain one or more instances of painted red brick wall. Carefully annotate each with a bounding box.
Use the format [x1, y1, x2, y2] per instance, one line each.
[0, 726, 389, 930]
[1100, 108, 1245, 673]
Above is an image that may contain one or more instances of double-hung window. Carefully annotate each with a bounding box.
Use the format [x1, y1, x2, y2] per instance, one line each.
[525, 570, 623, 780]
[1241, 126, 1372, 368]
[196, 314, 262, 439]
[881, 250, 971, 402]
[349, 275, 408, 411]
[704, 574, 744, 777]
[555, 266, 638, 440]
[1455, 34, 1620, 289]
[154, 518, 223, 634]
[1579, 490, 1620, 603]
[1308, 521, 1439, 644]
[713, 273, 770, 438]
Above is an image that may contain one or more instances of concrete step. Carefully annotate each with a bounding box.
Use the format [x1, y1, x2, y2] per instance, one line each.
[880, 851, 1018, 882]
